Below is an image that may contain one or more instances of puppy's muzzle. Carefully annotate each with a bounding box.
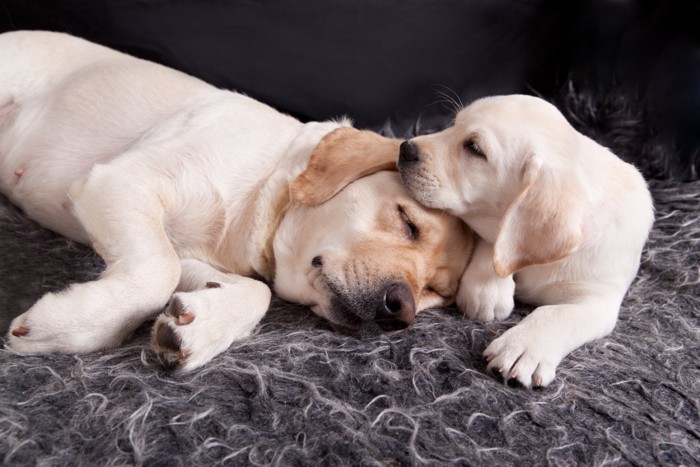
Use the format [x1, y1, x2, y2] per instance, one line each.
[399, 140, 421, 166]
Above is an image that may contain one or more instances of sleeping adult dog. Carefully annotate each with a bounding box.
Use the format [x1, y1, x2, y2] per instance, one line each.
[0, 31, 472, 370]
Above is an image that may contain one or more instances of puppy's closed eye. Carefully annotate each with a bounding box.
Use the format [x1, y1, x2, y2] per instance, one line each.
[463, 139, 487, 160]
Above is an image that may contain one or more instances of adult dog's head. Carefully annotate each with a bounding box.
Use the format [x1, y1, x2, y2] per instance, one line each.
[397, 95, 588, 277]
[273, 127, 473, 333]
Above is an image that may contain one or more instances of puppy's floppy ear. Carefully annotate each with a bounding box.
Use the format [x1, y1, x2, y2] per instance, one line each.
[291, 127, 402, 205]
[493, 154, 584, 277]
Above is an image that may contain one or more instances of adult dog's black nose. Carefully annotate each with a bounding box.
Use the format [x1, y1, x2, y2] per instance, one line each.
[399, 140, 420, 164]
[375, 282, 416, 330]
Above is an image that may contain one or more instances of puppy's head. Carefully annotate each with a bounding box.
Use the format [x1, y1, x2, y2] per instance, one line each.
[398, 95, 585, 276]
[274, 128, 472, 333]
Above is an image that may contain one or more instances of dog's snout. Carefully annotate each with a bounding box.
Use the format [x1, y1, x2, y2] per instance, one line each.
[383, 283, 410, 315]
[399, 141, 420, 165]
[376, 282, 416, 330]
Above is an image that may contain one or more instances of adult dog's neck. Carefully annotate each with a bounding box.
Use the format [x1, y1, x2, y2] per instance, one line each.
[236, 120, 349, 282]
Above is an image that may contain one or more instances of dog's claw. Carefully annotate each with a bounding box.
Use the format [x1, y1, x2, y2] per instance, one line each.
[534, 374, 543, 387]
[166, 296, 195, 325]
[176, 313, 195, 325]
[11, 326, 29, 337]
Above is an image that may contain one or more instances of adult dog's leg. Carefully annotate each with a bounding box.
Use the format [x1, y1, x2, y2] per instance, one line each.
[484, 292, 622, 388]
[6, 165, 181, 354]
[152, 259, 271, 371]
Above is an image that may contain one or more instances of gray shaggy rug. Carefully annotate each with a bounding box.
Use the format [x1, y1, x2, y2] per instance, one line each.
[1, 99, 700, 464]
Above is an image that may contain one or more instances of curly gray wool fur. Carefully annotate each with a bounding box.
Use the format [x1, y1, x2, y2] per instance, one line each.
[1, 178, 699, 466]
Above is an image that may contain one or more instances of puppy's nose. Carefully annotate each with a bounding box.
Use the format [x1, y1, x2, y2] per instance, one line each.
[375, 282, 416, 330]
[399, 140, 420, 164]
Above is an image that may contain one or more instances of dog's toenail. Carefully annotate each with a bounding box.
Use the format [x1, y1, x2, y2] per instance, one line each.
[177, 312, 195, 325]
[11, 326, 29, 337]
[205, 281, 221, 289]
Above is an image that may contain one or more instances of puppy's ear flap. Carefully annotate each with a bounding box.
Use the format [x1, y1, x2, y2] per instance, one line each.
[493, 155, 584, 277]
[291, 127, 402, 205]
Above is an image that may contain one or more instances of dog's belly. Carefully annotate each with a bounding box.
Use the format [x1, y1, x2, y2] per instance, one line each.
[0, 31, 215, 241]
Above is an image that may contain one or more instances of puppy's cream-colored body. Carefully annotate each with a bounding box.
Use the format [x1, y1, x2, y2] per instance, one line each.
[398, 95, 654, 387]
[0, 31, 472, 370]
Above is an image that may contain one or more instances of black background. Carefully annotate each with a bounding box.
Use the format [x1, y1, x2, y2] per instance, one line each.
[1, 0, 698, 177]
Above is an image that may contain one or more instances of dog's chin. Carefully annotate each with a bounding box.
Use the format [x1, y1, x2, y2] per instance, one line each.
[320, 299, 408, 338]
[326, 319, 396, 338]
[405, 187, 441, 210]
[398, 170, 440, 209]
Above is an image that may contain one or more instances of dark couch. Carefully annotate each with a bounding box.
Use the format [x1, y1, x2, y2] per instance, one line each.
[1, 1, 698, 465]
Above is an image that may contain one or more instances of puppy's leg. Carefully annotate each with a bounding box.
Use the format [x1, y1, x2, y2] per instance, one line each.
[6, 166, 181, 353]
[152, 259, 271, 371]
[484, 292, 621, 388]
[457, 239, 515, 321]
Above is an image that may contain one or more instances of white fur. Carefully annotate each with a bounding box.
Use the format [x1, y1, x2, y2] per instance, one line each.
[0, 31, 470, 370]
[399, 94, 654, 387]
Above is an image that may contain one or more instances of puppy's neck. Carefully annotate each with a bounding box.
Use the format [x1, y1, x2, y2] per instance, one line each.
[462, 212, 502, 245]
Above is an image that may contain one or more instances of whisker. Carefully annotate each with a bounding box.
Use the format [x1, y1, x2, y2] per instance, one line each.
[431, 84, 464, 115]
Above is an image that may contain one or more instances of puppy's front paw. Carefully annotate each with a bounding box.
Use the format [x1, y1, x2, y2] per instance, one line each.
[152, 281, 269, 372]
[457, 275, 515, 321]
[483, 323, 562, 388]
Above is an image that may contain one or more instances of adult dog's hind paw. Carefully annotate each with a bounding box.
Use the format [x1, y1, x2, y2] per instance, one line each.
[152, 280, 270, 372]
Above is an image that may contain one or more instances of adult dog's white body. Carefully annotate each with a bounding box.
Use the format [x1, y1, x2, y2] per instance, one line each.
[397, 95, 654, 387]
[0, 31, 472, 370]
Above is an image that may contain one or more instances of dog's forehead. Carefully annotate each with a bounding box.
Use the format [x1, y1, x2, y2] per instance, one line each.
[457, 96, 563, 128]
[352, 171, 412, 203]
[351, 172, 457, 228]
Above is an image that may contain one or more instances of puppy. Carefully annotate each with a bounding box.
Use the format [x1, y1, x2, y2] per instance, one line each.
[0, 31, 473, 370]
[397, 95, 654, 387]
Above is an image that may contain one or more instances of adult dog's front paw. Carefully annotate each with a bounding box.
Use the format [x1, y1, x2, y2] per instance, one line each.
[483, 322, 562, 388]
[152, 281, 269, 372]
[6, 290, 126, 354]
[457, 275, 515, 322]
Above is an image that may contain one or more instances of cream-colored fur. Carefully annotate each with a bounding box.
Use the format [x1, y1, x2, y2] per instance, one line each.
[399, 94, 654, 387]
[0, 31, 472, 370]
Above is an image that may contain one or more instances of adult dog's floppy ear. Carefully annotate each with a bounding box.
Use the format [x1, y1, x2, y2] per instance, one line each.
[291, 127, 403, 205]
[493, 154, 584, 277]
